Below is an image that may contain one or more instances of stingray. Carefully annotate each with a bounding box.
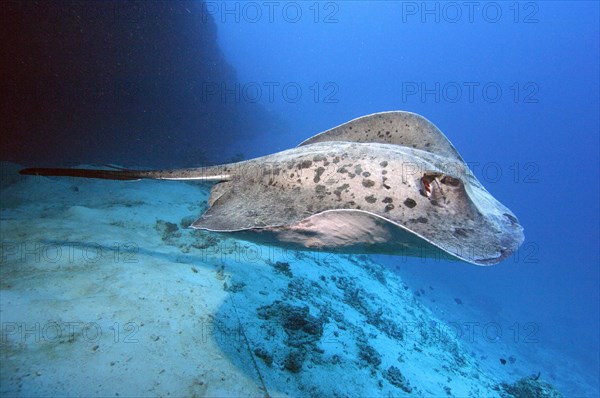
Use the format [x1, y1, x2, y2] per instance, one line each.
[20, 111, 524, 265]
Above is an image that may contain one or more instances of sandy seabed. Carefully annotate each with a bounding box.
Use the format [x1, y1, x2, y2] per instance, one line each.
[0, 162, 586, 397]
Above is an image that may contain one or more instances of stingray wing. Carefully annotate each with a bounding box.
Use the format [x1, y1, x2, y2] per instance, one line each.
[191, 143, 523, 265]
[298, 111, 464, 164]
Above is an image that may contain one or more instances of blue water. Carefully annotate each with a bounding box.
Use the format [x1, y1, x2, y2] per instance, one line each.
[2, 1, 598, 396]
[211, 1, 599, 393]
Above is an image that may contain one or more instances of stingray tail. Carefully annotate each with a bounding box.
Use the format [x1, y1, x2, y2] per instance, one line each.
[19, 166, 231, 181]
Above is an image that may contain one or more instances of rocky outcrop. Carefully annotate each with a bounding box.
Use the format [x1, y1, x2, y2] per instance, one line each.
[1, 1, 285, 167]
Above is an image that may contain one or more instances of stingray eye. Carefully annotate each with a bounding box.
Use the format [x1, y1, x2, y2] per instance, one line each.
[420, 175, 434, 197]
[422, 178, 431, 193]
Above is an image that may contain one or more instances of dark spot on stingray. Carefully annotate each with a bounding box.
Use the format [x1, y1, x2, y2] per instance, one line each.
[382, 170, 387, 175]
[301, 160, 313, 169]
[385, 131, 391, 136]
[323, 161, 330, 166]
[417, 217, 428, 223]
[334, 184, 350, 200]
[354, 165, 363, 175]
[382, 197, 393, 203]
[441, 176, 460, 187]
[296, 179, 301, 183]
[365, 195, 377, 204]
[314, 167, 325, 183]
[349, 126, 353, 130]
[384, 204, 395, 212]
[381, 177, 391, 189]
[348, 173, 356, 179]
[454, 298, 463, 305]
[338, 166, 348, 174]
[313, 154, 327, 162]
[380, 161, 388, 168]
[454, 228, 469, 238]
[362, 179, 375, 188]
[362, 171, 371, 177]
[315, 185, 327, 197]
[333, 156, 340, 163]
[425, 142, 431, 147]
[499, 358, 507, 365]
[404, 198, 417, 208]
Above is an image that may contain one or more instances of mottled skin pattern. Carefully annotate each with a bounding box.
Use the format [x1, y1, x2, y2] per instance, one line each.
[193, 142, 522, 264]
[298, 111, 464, 162]
[20, 111, 524, 265]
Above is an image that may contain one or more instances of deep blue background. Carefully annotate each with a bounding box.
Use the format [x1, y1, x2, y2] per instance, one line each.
[3, 0, 596, 393]
[211, 0, 599, 390]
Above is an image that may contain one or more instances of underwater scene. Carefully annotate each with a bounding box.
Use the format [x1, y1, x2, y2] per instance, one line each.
[1, 1, 598, 397]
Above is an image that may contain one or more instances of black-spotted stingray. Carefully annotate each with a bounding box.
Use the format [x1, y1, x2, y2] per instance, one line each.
[20, 111, 524, 265]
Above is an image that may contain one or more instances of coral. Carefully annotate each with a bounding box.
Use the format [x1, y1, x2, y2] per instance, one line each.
[335, 276, 403, 340]
[383, 366, 412, 393]
[180, 215, 197, 228]
[348, 255, 387, 285]
[191, 232, 220, 250]
[499, 374, 562, 398]
[272, 261, 293, 277]
[253, 348, 273, 367]
[256, 301, 325, 373]
[283, 351, 304, 373]
[225, 282, 246, 293]
[155, 220, 180, 238]
[357, 339, 381, 368]
[155, 220, 183, 247]
[257, 301, 323, 344]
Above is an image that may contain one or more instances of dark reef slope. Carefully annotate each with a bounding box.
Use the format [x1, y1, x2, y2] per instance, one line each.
[1, 1, 284, 167]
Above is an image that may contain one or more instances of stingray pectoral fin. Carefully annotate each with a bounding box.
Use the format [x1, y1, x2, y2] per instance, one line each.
[19, 167, 231, 181]
[189, 142, 523, 265]
[261, 209, 454, 258]
[298, 111, 464, 164]
[200, 209, 457, 260]
[207, 181, 236, 207]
